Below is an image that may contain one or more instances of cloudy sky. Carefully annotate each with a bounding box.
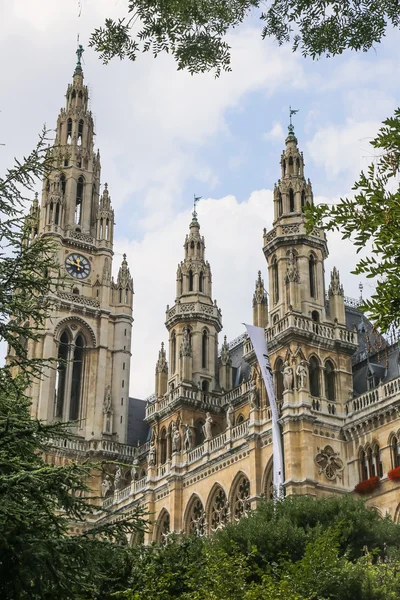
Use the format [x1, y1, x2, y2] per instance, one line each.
[1, 1, 398, 399]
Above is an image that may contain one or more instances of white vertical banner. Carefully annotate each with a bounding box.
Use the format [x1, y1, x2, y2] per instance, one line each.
[244, 324, 284, 495]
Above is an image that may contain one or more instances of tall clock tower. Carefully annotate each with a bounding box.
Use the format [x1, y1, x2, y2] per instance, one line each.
[27, 49, 134, 443]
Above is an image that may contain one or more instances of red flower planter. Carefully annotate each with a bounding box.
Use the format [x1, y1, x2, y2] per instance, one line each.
[354, 476, 380, 495]
[388, 466, 400, 482]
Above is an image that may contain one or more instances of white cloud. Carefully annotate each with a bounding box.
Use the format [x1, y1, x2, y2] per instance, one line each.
[306, 119, 382, 181]
[264, 122, 285, 140]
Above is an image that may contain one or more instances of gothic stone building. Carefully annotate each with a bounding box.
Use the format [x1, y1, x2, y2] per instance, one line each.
[24, 58, 400, 543]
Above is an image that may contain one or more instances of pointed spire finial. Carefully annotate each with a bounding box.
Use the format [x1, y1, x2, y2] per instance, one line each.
[123, 253, 127, 263]
[288, 106, 299, 135]
[359, 282, 364, 303]
[191, 194, 201, 226]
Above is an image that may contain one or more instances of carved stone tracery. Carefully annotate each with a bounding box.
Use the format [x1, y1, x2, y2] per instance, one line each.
[315, 445, 344, 481]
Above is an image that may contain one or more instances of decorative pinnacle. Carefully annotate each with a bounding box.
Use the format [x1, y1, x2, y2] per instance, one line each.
[75, 44, 84, 72]
[122, 253, 127, 264]
[191, 194, 201, 225]
[288, 105, 299, 135]
[359, 282, 364, 302]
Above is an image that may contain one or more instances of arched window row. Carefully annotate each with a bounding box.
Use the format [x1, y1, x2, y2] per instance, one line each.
[54, 329, 86, 422]
[186, 269, 206, 294]
[155, 510, 171, 545]
[184, 474, 251, 538]
[359, 443, 383, 482]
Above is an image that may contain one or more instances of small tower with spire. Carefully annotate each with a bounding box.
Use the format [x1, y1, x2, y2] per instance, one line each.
[253, 271, 268, 328]
[328, 267, 345, 324]
[155, 342, 168, 397]
[96, 183, 114, 248]
[166, 202, 222, 392]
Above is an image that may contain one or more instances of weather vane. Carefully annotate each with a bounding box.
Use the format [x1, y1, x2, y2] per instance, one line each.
[193, 194, 201, 218]
[289, 106, 299, 133]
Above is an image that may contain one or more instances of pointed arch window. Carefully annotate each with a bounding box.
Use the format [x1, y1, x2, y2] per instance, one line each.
[288, 156, 294, 175]
[199, 271, 204, 292]
[54, 330, 86, 422]
[296, 157, 300, 175]
[289, 189, 295, 212]
[324, 360, 336, 401]
[272, 257, 279, 304]
[274, 358, 284, 402]
[232, 475, 251, 521]
[373, 443, 383, 477]
[155, 510, 170, 545]
[188, 270, 194, 292]
[194, 419, 205, 446]
[55, 203, 60, 226]
[78, 119, 84, 146]
[392, 436, 400, 468]
[301, 190, 306, 210]
[202, 330, 208, 369]
[160, 428, 167, 464]
[67, 118, 72, 143]
[360, 449, 369, 481]
[309, 356, 320, 397]
[277, 192, 283, 217]
[187, 496, 206, 536]
[48, 202, 54, 224]
[75, 176, 84, 224]
[209, 487, 228, 533]
[171, 331, 176, 373]
[309, 254, 316, 298]
[70, 335, 83, 420]
[283, 159, 286, 176]
[55, 332, 69, 418]
[60, 174, 66, 196]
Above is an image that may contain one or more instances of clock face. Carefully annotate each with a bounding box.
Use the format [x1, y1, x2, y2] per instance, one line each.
[65, 253, 91, 279]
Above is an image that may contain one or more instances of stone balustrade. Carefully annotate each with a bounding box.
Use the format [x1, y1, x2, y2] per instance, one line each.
[145, 383, 224, 419]
[51, 436, 138, 458]
[187, 445, 205, 465]
[346, 376, 400, 418]
[265, 313, 357, 346]
[232, 420, 249, 440]
[209, 431, 227, 452]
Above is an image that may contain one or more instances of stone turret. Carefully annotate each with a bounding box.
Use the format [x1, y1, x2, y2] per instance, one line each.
[155, 342, 168, 397]
[253, 271, 268, 328]
[165, 205, 222, 392]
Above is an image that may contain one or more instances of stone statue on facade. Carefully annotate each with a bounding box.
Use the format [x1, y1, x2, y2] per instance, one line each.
[148, 440, 156, 466]
[249, 380, 259, 408]
[183, 424, 193, 451]
[130, 456, 140, 481]
[286, 248, 299, 283]
[180, 325, 192, 357]
[171, 422, 181, 453]
[114, 466, 122, 490]
[296, 360, 308, 389]
[101, 474, 112, 497]
[226, 403, 234, 428]
[203, 412, 213, 440]
[282, 360, 294, 391]
[103, 386, 112, 414]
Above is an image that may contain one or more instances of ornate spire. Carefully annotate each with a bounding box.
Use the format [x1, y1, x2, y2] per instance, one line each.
[155, 342, 168, 374]
[328, 267, 344, 296]
[253, 271, 268, 307]
[220, 336, 232, 366]
[116, 254, 134, 291]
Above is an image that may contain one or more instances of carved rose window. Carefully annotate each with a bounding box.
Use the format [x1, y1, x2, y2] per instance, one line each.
[188, 498, 206, 536]
[233, 476, 251, 520]
[210, 488, 229, 532]
[315, 445, 344, 481]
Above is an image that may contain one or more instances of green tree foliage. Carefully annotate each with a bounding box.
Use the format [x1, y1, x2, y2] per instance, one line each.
[0, 136, 146, 599]
[89, 1, 400, 76]
[114, 495, 400, 600]
[305, 109, 400, 332]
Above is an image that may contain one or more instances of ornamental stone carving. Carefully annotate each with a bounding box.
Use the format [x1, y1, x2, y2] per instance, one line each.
[180, 326, 192, 357]
[296, 360, 308, 389]
[329, 266, 344, 296]
[282, 360, 294, 391]
[315, 445, 344, 481]
[203, 412, 213, 440]
[171, 422, 181, 453]
[286, 248, 299, 283]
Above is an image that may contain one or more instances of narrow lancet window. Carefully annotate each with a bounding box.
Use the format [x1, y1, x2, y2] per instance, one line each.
[70, 335, 84, 421]
[75, 176, 84, 224]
